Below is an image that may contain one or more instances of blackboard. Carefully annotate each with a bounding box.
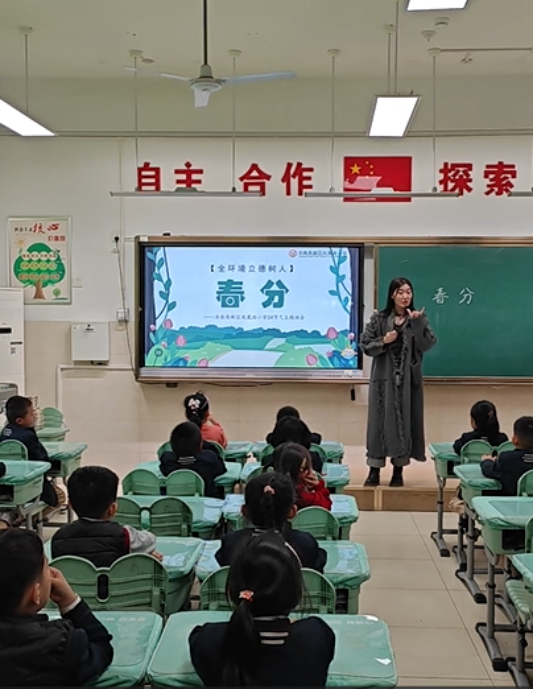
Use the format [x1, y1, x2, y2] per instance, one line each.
[376, 245, 533, 379]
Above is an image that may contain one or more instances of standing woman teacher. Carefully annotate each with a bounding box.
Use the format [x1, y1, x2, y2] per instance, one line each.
[360, 277, 437, 487]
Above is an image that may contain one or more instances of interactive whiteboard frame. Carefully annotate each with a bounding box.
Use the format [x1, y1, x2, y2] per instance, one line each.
[135, 236, 365, 384]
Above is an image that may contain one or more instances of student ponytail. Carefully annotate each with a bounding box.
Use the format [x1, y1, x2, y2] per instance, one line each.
[183, 391, 210, 427]
[470, 400, 502, 446]
[220, 531, 303, 687]
[244, 473, 295, 530]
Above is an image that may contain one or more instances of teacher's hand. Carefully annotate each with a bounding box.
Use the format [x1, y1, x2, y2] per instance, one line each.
[407, 307, 425, 319]
[383, 330, 398, 344]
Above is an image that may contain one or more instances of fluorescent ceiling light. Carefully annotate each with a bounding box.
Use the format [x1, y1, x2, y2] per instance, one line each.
[407, 0, 469, 10]
[0, 97, 54, 136]
[368, 95, 420, 137]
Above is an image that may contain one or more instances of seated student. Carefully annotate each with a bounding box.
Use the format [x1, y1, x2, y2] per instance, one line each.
[266, 406, 322, 446]
[190, 530, 335, 688]
[262, 416, 323, 473]
[160, 421, 226, 499]
[52, 466, 161, 567]
[275, 442, 332, 511]
[184, 391, 228, 449]
[215, 472, 326, 572]
[453, 400, 508, 456]
[0, 396, 63, 527]
[481, 416, 533, 496]
[0, 530, 113, 687]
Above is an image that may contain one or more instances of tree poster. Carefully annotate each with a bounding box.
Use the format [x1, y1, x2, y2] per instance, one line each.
[8, 217, 71, 304]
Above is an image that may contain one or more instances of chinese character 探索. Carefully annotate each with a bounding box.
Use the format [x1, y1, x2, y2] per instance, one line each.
[216, 280, 245, 308]
[438, 162, 473, 196]
[261, 280, 289, 309]
[459, 287, 475, 304]
[432, 287, 449, 305]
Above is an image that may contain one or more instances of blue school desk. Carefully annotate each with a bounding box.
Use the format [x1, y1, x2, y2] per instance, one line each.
[195, 539, 370, 614]
[428, 442, 461, 557]
[239, 461, 351, 492]
[222, 493, 359, 539]
[251, 440, 345, 463]
[48, 610, 163, 687]
[37, 426, 70, 442]
[223, 441, 253, 464]
[471, 496, 533, 672]
[0, 460, 51, 532]
[120, 494, 224, 539]
[452, 464, 502, 603]
[135, 459, 241, 494]
[42, 442, 87, 479]
[147, 611, 396, 688]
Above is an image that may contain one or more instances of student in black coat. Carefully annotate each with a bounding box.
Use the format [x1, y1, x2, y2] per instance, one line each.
[0, 530, 113, 688]
[262, 416, 323, 473]
[266, 406, 322, 446]
[215, 472, 326, 572]
[159, 422, 226, 498]
[190, 530, 335, 688]
[481, 416, 533, 496]
[0, 397, 59, 526]
[453, 400, 508, 456]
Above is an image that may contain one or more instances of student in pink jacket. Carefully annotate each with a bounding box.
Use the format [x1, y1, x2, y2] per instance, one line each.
[183, 391, 228, 449]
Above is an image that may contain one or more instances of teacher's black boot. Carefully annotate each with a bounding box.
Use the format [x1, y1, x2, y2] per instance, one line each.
[364, 467, 380, 486]
[389, 466, 404, 487]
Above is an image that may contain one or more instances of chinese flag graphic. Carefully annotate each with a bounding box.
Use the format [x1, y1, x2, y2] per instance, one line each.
[343, 156, 412, 203]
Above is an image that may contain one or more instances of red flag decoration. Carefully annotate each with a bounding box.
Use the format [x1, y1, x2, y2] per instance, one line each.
[343, 156, 412, 203]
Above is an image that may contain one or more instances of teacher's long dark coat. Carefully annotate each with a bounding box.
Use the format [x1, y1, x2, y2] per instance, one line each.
[360, 311, 437, 461]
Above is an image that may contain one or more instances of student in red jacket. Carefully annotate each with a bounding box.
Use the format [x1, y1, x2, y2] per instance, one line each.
[274, 442, 332, 511]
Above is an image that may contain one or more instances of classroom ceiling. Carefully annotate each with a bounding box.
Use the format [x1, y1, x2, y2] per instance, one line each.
[0, 0, 531, 80]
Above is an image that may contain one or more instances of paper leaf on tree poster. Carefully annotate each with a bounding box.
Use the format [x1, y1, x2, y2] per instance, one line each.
[8, 217, 72, 305]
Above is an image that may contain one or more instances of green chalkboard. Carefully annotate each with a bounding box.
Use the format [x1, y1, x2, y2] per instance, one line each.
[377, 245, 533, 378]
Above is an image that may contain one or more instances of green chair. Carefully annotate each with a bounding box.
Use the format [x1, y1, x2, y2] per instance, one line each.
[297, 569, 336, 614]
[40, 407, 65, 429]
[206, 441, 226, 461]
[150, 497, 193, 537]
[157, 442, 171, 460]
[505, 578, 533, 687]
[123, 469, 162, 496]
[525, 518, 533, 553]
[310, 443, 328, 465]
[245, 465, 264, 484]
[497, 441, 516, 454]
[199, 566, 231, 611]
[0, 440, 28, 460]
[259, 444, 275, 464]
[166, 470, 205, 497]
[292, 507, 340, 540]
[115, 496, 144, 530]
[517, 470, 533, 498]
[51, 554, 167, 614]
[460, 439, 493, 464]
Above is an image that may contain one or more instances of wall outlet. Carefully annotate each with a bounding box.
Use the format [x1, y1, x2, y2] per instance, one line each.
[116, 307, 129, 323]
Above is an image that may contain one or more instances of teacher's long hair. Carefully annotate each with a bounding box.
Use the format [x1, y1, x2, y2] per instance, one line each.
[381, 277, 415, 314]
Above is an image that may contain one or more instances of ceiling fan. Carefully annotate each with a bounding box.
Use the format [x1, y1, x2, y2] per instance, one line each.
[124, 0, 296, 107]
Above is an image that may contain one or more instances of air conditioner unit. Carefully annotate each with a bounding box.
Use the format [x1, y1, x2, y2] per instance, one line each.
[0, 288, 25, 395]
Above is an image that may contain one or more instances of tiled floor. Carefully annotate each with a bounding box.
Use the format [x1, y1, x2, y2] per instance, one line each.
[352, 510, 532, 688]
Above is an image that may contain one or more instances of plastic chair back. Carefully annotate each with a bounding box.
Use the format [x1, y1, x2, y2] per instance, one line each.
[199, 566, 231, 611]
[0, 440, 28, 460]
[51, 554, 167, 613]
[245, 465, 264, 483]
[497, 441, 515, 454]
[310, 443, 328, 464]
[150, 497, 193, 537]
[41, 407, 65, 429]
[297, 568, 336, 614]
[122, 468, 161, 496]
[525, 518, 533, 553]
[205, 440, 226, 461]
[292, 506, 340, 540]
[259, 444, 275, 463]
[115, 497, 144, 531]
[166, 469, 205, 496]
[517, 470, 533, 497]
[460, 439, 493, 464]
[157, 442, 172, 460]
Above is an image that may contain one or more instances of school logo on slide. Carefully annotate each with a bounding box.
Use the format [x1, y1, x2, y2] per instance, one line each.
[343, 156, 412, 203]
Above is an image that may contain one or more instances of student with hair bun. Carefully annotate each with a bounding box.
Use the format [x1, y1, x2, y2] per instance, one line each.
[189, 531, 335, 688]
[215, 472, 326, 571]
[453, 400, 508, 455]
[183, 391, 228, 449]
